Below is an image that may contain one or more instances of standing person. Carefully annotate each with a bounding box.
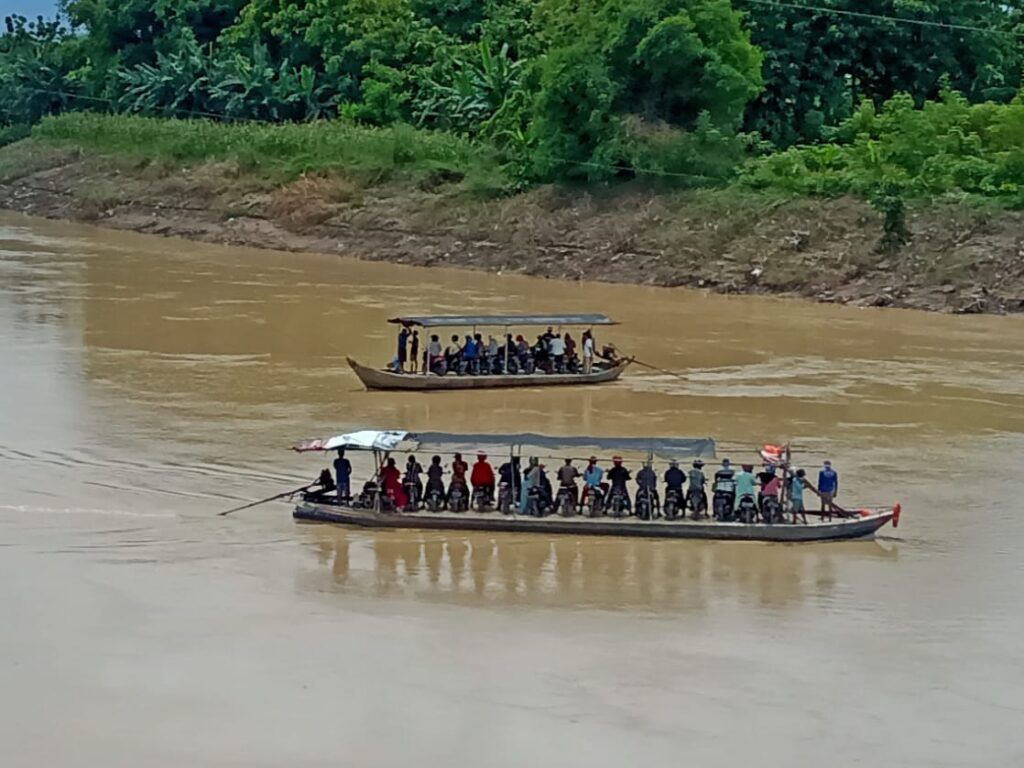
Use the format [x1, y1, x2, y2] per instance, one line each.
[818, 460, 840, 519]
[582, 330, 595, 374]
[410, 330, 420, 373]
[520, 457, 541, 514]
[557, 458, 580, 507]
[789, 468, 809, 523]
[397, 326, 410, 372]
[549, 332, 567, 372]
[462, 334, 478, 374]
[333, 449, 352, 503]
[427, 334, 443, 373]
[470, 451, 495, 504]
[564, 333, 578, 369]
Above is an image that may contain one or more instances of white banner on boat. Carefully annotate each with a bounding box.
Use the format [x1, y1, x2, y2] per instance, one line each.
[294, 430, 410, 453]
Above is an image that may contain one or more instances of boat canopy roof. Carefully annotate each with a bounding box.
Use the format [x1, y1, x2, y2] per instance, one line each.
[294, 430, 715, 458]
[387, 314, 617, 328]
[411, 432, 716, 458]
[294, 430, 411, 453]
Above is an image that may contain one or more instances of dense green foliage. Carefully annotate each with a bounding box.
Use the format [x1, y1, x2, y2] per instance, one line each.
[742, 91, 1024, 205]
[2, 1, 1024, 197]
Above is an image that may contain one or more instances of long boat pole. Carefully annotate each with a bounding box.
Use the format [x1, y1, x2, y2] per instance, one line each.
[218, 482, 315, 516]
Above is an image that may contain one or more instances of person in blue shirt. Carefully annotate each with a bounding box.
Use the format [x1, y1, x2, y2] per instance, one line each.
[818, 460, 839, 519]
[333, 449, 353, 503]
[581, 456, 604, 510]
[463, 334, 479, 374]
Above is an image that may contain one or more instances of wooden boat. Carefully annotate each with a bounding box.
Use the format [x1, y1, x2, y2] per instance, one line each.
[347, 356, 630, 391]
[284, 430, 902, 544]
[293, 502, 898, 543]
[350, 313, 629, 391]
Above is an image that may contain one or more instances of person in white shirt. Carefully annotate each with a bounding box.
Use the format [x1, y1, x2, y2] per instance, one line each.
[549, 333, 566, 371]
[582, 330, 595, 374]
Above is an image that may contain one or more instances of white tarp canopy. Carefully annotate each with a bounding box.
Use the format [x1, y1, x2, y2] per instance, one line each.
[294, 430, 411, 453]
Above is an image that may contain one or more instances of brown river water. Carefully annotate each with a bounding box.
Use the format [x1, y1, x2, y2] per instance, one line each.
[2, 211, 1023, 766]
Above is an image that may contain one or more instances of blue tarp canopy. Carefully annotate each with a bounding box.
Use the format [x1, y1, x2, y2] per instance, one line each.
[410, 432, 716, 459]
[388, 314, 617, 328]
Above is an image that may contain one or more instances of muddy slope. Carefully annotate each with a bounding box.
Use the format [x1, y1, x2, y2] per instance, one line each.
[2, 144, 1023, 314]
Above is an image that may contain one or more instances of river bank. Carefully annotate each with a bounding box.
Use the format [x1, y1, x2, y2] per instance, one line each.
[3, 138, 1023, 314]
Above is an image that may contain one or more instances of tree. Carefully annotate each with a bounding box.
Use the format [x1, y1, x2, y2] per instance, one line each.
[743, 0, 1023, 146]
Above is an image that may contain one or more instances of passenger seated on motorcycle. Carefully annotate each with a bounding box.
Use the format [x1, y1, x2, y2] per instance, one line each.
[760, 466, 782, 513]
[557, 458, 580, 506]
[664, 460, 685, 496]
[498, 455, 521, 498]
[532, 334, 551, 373]
[404, 454, 424, 501]
[688, 459, 708, 510]
[538, 463, 554, 508]
[564, 333, 578, 370]
[445, 334, 463, 374]
[714, 458, 736, 494]
[470, 451, 495, 503]
[426, 455, 446, 501]
[757, 464, 777, 510]
[448, 452, 469, 501]
[606, 456, 632, 512]
[581, 456, 604, 508]
[735, 464, 757, 509]
[635, 460, 660, 513]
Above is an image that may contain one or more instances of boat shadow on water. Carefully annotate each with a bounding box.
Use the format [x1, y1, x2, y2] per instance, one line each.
[298, 526, 899, 612]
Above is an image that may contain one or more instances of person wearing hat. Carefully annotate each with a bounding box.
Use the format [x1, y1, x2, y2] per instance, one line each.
[817, 460, 839, 520]
[607, 456, 632, 513]
[471, 451, 495, 506]
[687, 459, 707, 515]
[635, 459, 659, 518]
[664, 459, 685, 496]
[581, 456, 604, 511]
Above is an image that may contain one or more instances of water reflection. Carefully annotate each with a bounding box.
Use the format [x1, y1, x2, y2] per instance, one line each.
[302, 525, 897, 611]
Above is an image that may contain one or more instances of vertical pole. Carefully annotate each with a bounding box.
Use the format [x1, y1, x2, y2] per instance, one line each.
[503, 325, 509, 375]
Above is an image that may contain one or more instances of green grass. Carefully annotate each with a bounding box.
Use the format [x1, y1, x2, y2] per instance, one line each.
[32, 112, 511, 193]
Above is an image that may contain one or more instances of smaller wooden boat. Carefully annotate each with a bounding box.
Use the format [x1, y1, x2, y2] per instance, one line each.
[293, 502, 897, 543]
[349, 313, 629, 391]
[348, 356, 630, 391]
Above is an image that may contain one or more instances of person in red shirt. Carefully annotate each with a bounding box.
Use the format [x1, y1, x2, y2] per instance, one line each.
[470, 451, 496, 504]
[379, 457, 408, 510]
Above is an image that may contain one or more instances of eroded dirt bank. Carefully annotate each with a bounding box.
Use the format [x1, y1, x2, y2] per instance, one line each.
[2, 144, 1023, 314]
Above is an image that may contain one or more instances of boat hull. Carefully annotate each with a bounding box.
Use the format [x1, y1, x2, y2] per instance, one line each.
[347, 357, 629, 391]
[293, 502, 895, 543]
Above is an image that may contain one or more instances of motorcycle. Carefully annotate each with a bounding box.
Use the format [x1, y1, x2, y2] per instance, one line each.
[526, 484, 546, 517]
[687, 486, 708, 519]
[424, 483, 445, 512]
[472, 486, 493, 513]
[556, 485, 576, 517]
[608, 486, 630, 518]
[712, 490, 735, 522]
[736, 494, 758, 524]
[403, 478, 421, 512]
[663, 488, 683, 520]
[635, 487, 657, 521]
[582, 485, 605, 518]
[497, 482, 514, 514]
[448, 482, 468, 513]
[356, 480, 380, 510]
[761, 495, 784, 525]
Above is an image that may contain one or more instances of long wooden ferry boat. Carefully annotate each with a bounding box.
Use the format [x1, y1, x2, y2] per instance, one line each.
[293, 501, 897, 543]
[348, 313, 630, 391]
[281, 430, 902, 544]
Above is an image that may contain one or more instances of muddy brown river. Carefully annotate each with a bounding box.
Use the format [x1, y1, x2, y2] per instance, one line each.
[2, 211, 1023, 766]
